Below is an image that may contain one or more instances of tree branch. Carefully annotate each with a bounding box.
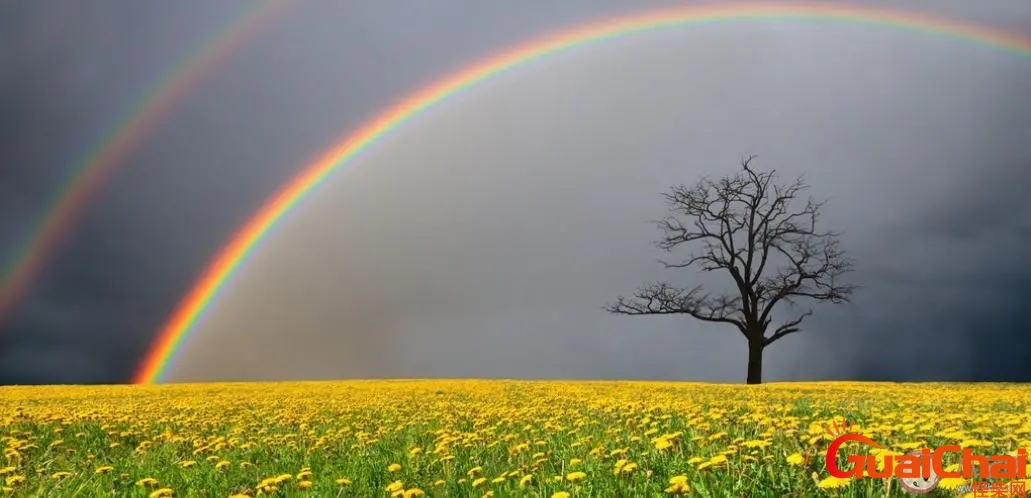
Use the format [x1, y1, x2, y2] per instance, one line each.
[763, 309, 813, 346]
[605, 282, 748, 339]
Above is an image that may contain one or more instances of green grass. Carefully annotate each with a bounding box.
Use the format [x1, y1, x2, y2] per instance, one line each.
[1, 380, 1029, 497]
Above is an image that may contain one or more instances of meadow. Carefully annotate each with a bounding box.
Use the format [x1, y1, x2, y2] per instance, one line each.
[1, 380, 1029, 497]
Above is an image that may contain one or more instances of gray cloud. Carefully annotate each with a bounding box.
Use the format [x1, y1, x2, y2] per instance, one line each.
[169, 15, 1031, 383]
[1, 0, 1029, 384]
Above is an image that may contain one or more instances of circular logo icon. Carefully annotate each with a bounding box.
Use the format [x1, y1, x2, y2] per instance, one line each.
[897, 450, 941, 494]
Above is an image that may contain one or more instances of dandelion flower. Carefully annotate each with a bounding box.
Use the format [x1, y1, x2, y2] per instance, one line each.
[816, 475, 852, 489]
[663, 482, 688, 494]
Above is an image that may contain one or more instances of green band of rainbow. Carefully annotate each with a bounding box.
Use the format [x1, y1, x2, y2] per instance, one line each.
[0, 1, 292, 321]
[133, 2, 1031, 384]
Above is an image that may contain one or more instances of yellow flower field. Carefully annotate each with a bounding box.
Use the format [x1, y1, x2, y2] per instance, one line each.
[1, 380, 1029, 497]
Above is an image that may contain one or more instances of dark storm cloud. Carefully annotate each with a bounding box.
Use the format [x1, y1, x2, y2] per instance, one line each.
[837, 162, 1031, 382]
[2, 0, 1030, 384]
[0, 0, 680, 383]
[0, 0, 258, 383]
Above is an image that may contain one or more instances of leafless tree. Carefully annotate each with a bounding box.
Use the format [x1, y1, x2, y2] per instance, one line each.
[606, 156, 856, 384]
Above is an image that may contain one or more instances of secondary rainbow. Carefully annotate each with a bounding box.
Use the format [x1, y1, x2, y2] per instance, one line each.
[0, 0, 293, 321]
[133, 2, 1031, 384]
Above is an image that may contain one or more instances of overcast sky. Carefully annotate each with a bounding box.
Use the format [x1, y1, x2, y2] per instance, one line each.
[1, 0, 1029, 385]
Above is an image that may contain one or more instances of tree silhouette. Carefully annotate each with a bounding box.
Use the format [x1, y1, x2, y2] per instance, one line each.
[606, 156, 856, 384]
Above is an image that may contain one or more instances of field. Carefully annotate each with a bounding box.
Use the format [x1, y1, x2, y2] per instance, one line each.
[2, 381, 1030, 497]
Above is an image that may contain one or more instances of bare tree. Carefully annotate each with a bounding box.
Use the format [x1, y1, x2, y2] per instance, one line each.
[606, 156, 856, 384]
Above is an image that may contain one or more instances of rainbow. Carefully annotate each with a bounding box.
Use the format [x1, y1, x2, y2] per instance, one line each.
[133, 2, 1031, 384]
[0, 0, 293, 321]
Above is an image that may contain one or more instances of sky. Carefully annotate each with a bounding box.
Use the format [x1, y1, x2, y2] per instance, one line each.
[1, 0, 1029, 385]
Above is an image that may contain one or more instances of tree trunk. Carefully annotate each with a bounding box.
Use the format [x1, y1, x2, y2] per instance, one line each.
[746, 338, 763, 384]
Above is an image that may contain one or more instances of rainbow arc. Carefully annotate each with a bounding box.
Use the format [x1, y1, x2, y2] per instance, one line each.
[132, 2, 1031, 384]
